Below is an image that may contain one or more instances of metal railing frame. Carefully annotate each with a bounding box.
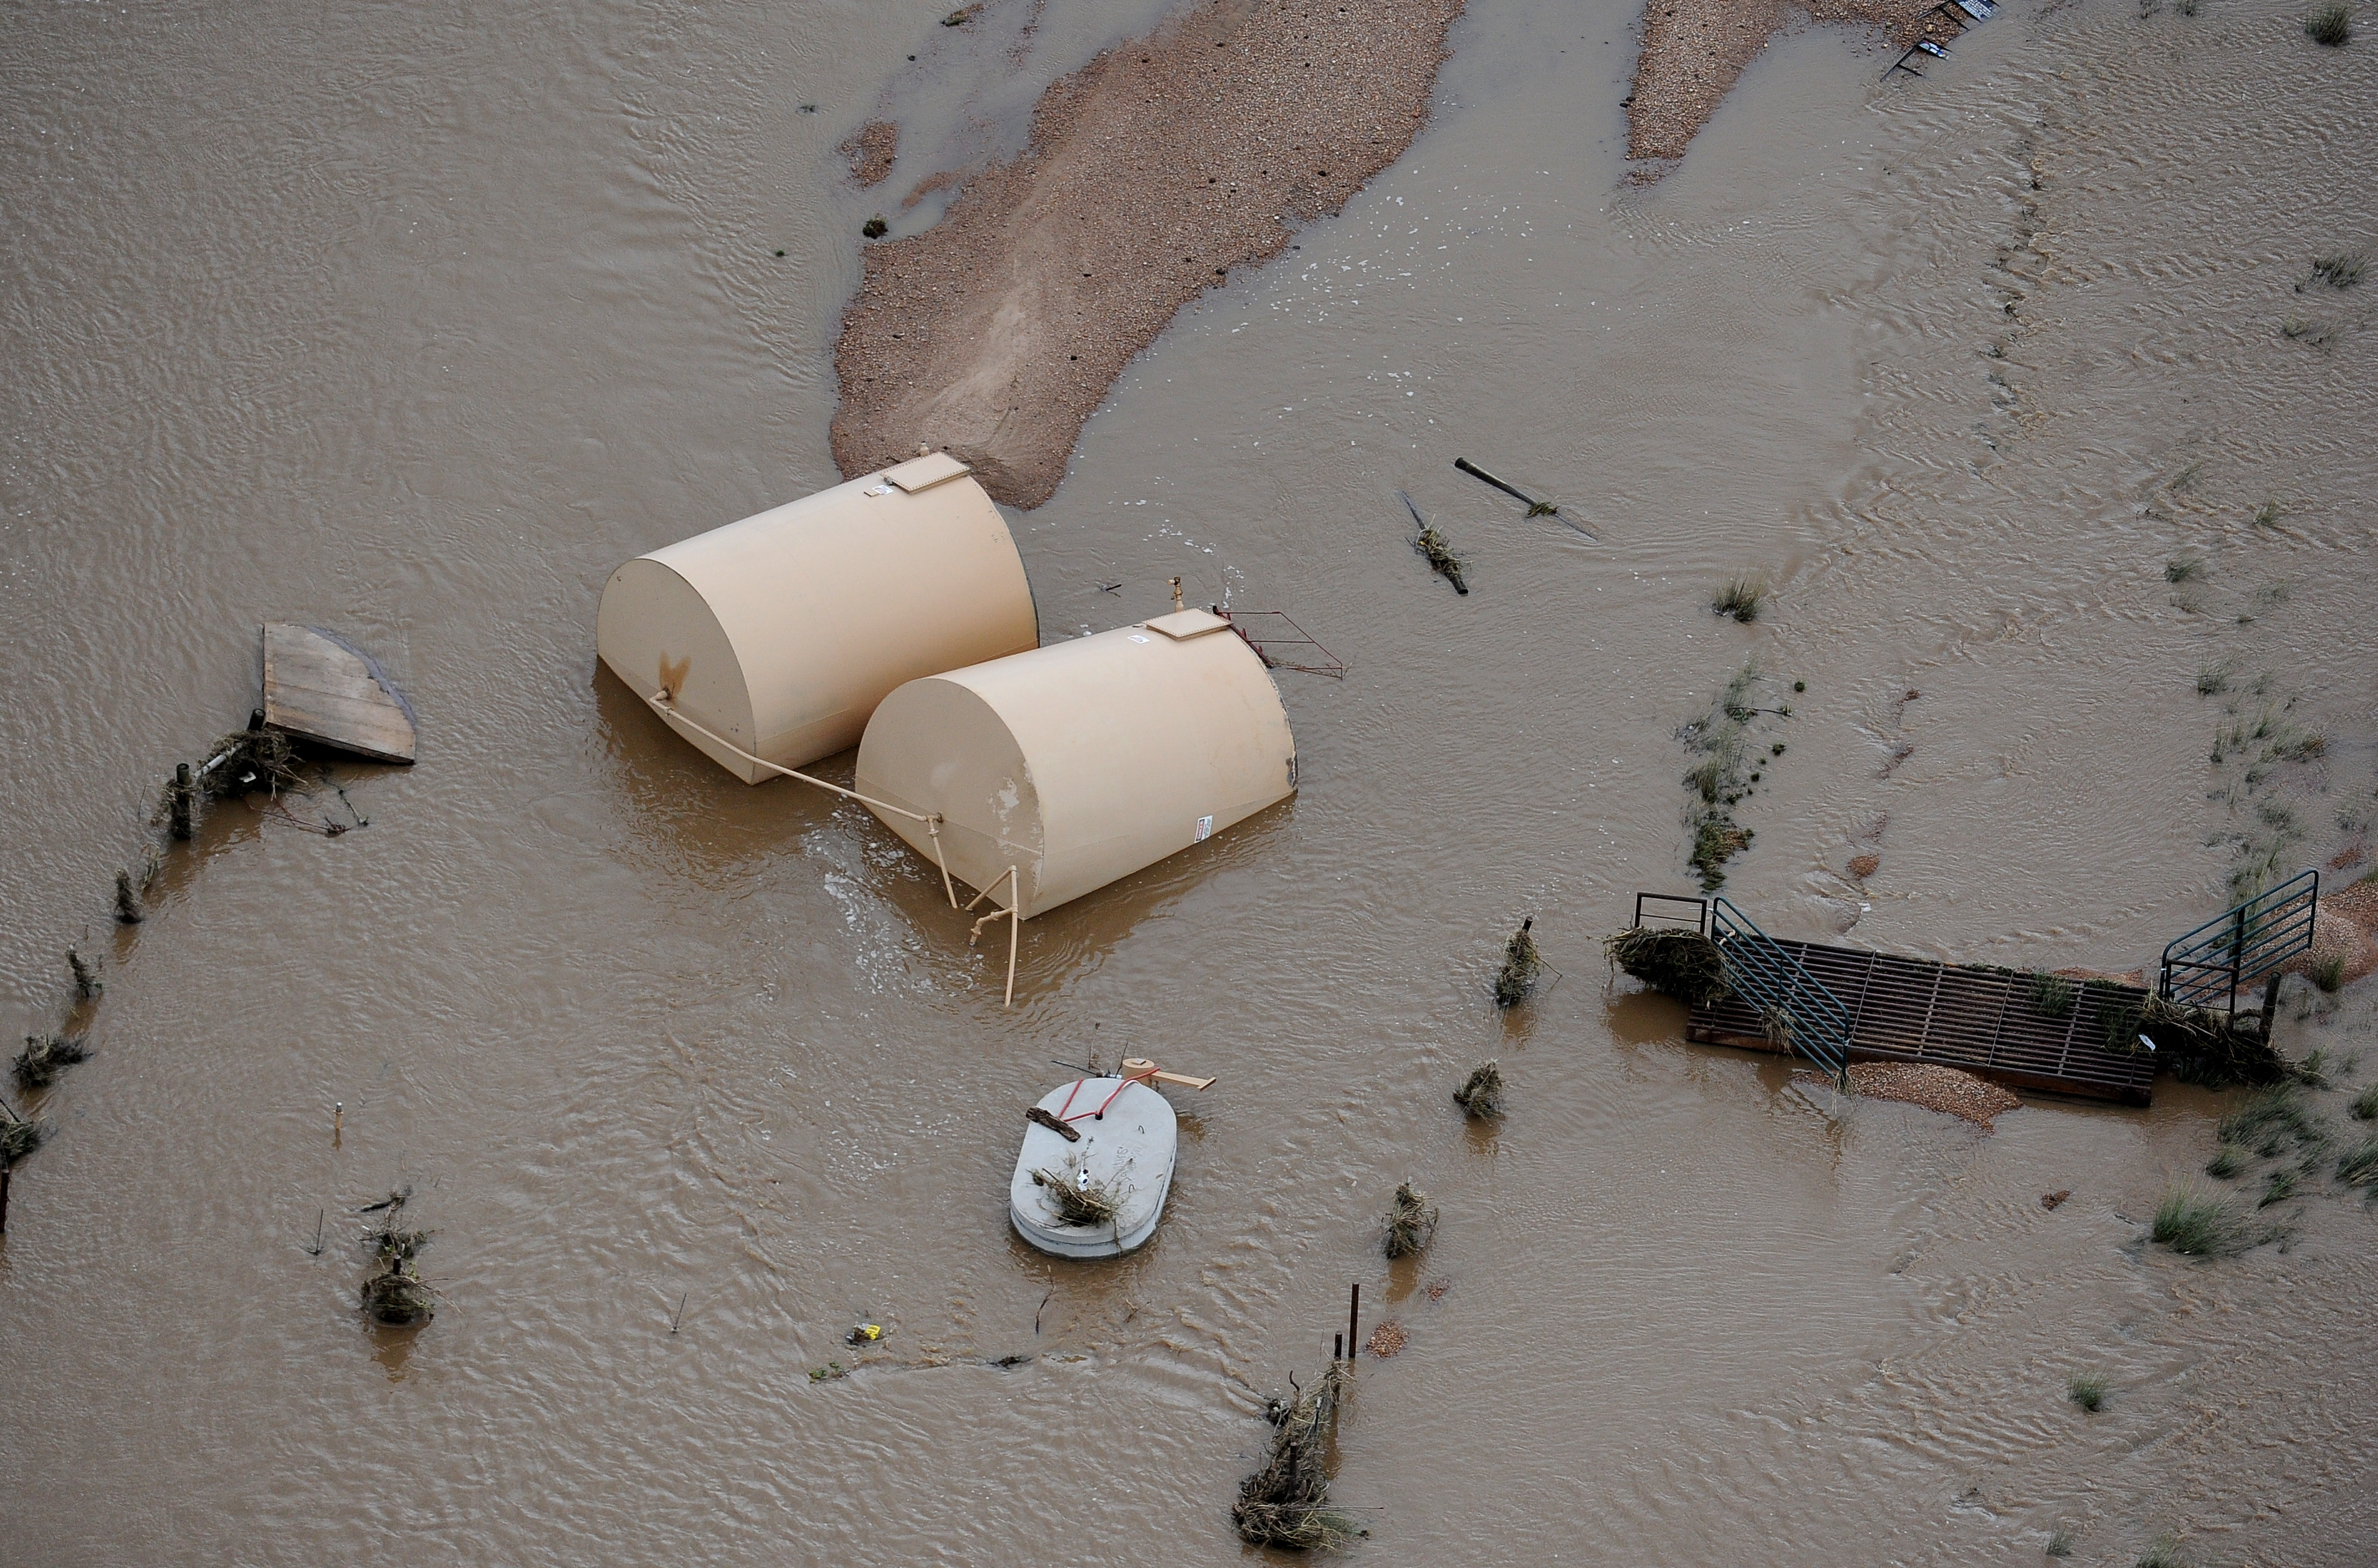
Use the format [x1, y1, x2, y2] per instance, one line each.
[1709, 897, 1853, 1086]
[2158, 869, 2319, 1016]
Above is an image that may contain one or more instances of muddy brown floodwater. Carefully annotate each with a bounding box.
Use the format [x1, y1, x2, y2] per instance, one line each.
[2, 1, 2375, 1565]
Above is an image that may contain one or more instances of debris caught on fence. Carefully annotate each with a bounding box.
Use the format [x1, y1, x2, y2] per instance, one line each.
[1493, 917, 1542, 1006]
[1604, 925, 1731, 1006]
[1382, 1180, 1438, 1258]
[14, 1035, 92, 1092]
[1453, 1060, 1504, 1119]
[67, 949, 101, 1000]
[359, 1186, 437, 1327]
[0, 1104, 45, 1165]
[1234, 1363, 1365, 1550]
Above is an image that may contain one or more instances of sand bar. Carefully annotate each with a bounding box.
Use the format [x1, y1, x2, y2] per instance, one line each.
[832, 0, 1466, 509]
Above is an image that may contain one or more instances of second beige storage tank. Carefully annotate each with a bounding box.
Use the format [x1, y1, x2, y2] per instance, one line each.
[854, 608, 1296, 917]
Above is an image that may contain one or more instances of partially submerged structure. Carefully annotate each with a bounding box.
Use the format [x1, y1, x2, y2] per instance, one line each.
[1010, 1074, 1178, 1258]
[854, 606, 1297, 920]
[595, 454, 1038, 780]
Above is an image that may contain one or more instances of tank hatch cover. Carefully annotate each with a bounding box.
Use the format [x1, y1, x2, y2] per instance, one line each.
[884, 451, 972, 494]
[1146, 608, 1231, 641]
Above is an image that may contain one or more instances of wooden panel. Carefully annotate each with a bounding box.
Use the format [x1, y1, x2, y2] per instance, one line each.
[261, 623, 418, 765]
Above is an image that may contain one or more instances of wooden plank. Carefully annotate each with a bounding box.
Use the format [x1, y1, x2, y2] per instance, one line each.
[261, 623, 418, 765]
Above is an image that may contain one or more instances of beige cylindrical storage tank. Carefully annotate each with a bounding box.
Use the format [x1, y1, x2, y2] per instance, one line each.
[853, 608, 1296, 918]
[595, 452, 1038, 782]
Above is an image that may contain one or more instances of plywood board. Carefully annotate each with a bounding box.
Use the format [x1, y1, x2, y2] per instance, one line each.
[260, 623, 418, 765]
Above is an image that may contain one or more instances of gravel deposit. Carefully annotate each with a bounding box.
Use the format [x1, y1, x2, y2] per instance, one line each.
[1798, 1061, 2023, 1129]
[1628, 0, 1963, 168]
[831, 0, 1465, 508]
[839, 120, 899, 187]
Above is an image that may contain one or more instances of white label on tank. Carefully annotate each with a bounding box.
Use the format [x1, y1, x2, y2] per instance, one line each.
[1128, 633, 1150, 644]
[1194, 815, 1213, 842]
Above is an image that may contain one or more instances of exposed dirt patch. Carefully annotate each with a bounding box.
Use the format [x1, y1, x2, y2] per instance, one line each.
[1627, 0, 1965, 171]
[831, 0, 1466, 508]
[839, 120, 899, 187]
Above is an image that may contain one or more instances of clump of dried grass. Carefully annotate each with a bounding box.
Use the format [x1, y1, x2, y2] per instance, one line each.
[1453, 1060, 1504, 1119]
[1234, 1364, 1365, 1550]
[1031, 1156, 1123, 1228]
[1492, 919, 1541, 1007]
[2305, 1, 2351, 45]
[1604, 927, 1730, 1006]
[1382, 1180, 1437, 1258]
[14, 1033, 92, 1091]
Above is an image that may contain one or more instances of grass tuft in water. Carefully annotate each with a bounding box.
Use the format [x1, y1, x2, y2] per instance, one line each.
[2218, 1083, 2323, 1157]
[2045, 1527, 2076, 1557]
[1713, 574, 1769, 623]
[2258, 1166, 2301, 1207]
[2164, 554, 2207, 584]
[2068, 1371, 2108, 1412]
[2151, 1187, 2250, 1256]
[2205, 1142, 2251, 1179]
[1, 1112, 47, 1164]
[2306, 1, 2352, 44]
[2307, 251, 2364, 287]
[2136, 1537, 2191, 1568]
[2028, 970, 2076, 1018]
[2338, 1136, 2378, 1190]
[2351, 1082, 2378, 1121]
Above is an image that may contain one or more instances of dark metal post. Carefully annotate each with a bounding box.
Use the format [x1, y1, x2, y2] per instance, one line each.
[1348, 1283, 1360, 1361]
[2227, 906, 2246, 1018]
[1334, 1332, 1344, 1362]
[1, 1164, 11, 1235]
[2260, 970, 2284, 1041]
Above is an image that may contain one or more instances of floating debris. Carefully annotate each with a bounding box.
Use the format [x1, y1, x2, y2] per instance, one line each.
[809, 1361, 851, 1383]
[2041, 1190, 2072, 1210]
[1382, 1180, 1438, 1259]
[862, 213, 889, 239]
[1414, 526, 1467, 595]
[1453, 1060, 1504, 1119]
[14, 1034, 91, 1092]
[1031, 1157, 1122, 1228]
[1234, 1364, 1364, 1551]
[1453, 457, 1597, 538]
[1364, 1320, 1407, 1358]
[848, 1322, 886, 1345]
[1604, 926, 1730, 1007]
[1492, 917, 1542, 1007]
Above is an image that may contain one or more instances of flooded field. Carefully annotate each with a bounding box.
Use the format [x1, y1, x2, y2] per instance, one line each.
[2, 0, 2373, 1563]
